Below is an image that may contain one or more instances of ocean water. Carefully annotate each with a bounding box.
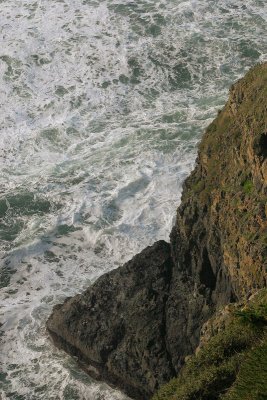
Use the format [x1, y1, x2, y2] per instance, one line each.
[0, 0, 266, 399]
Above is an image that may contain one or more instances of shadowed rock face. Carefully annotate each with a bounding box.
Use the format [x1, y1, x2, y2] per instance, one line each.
[47, 241, 175, 399]
[47, 63, 267, 400]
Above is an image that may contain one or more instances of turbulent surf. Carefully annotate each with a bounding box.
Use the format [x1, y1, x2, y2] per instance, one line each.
[0, 0, 266, 399]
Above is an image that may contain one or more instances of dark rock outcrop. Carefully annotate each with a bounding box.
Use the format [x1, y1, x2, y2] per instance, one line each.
[47, 63, 267, 399]
[47, 241, 175, 399]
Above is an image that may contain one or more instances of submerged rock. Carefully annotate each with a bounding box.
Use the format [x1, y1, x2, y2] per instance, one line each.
[47, 63, 267, 399]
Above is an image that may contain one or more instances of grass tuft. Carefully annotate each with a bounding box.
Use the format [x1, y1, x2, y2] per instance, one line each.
[153, 290, 267, 400]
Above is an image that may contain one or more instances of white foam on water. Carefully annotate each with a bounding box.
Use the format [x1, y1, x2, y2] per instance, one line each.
[0, 0, 266, 398]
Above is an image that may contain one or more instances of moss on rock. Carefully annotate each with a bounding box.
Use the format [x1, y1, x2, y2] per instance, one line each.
[153, 290, 267, 400]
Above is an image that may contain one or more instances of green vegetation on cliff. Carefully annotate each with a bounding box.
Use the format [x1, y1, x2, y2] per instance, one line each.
[153, 290, 267, 400]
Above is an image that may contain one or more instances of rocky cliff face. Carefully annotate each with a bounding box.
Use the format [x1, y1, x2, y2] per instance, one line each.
[166, 63, 267, 369]
[47, 63, 267, 399]
[172, 63, 267, 300]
